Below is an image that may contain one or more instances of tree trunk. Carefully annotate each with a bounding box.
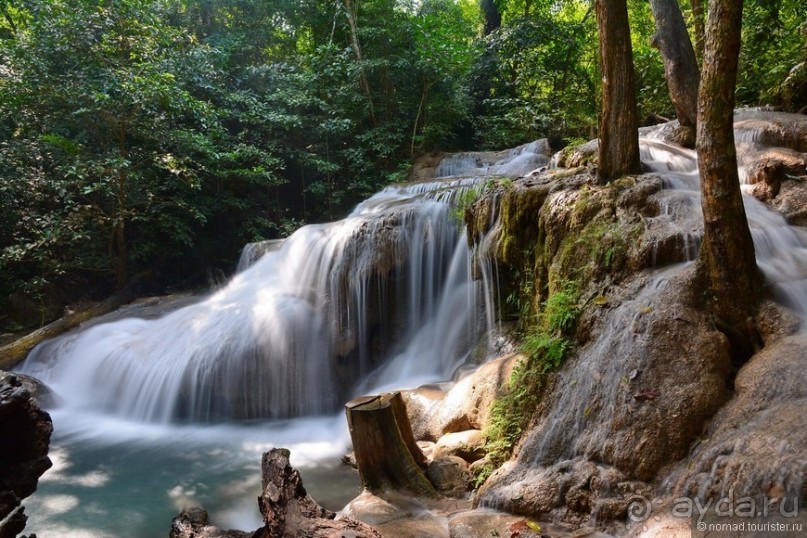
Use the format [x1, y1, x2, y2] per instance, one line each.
[690, 0, 705, 61]
[649, 0, 700, 148]
[345, 392, 437, 497]
[0, 272, 150, 370]
[696, 0, 762, 362]
[595, 0, 641, 183]
[343, 0, 377, 127]
[480, 0, 501, 36]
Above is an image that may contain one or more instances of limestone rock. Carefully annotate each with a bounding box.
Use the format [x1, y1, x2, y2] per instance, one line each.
[169, 506, 251, 538]
[0, 374, 53, 538]
[664, 334, 807, 505]
[476, 270, 733, 525]
[402, 354, 520, 442]
[433, 430, 486, 463]
[171, 448, 381, 538]
[341, 490, 451, 538]
[769, 176, 807, 226]
[425, 457, 472, 498]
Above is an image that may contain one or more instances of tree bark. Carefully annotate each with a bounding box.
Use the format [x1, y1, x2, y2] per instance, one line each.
[345, 392, 437, 497]
[696, 0, 762, 362]
[480, 0, 501, 36]
[649, 0, 700, 148]
[690, 0, 706, 61]
[0, 272, 149, 371]
[595, 0, 641, 183]
[343, 0, 377, 127]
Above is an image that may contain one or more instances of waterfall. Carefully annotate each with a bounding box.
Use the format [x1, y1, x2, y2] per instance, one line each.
[19, 182, 479, 423]
[520, 132, 807, 467]
[17, 140, 551, 426]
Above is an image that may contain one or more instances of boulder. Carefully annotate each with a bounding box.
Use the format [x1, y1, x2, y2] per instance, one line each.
[0, 374, 53, 538]
[0, 372, 59, 409]
[476, 270, 734, 525]
[171, 448, 381, 538]
[169, 506, 251, 538]
[663, 334, 807, 505]
[433, 430, 486, 463]
[402, 354, 520, 442]
[341, 490, 451, 538]
[425, 457, 472, 499]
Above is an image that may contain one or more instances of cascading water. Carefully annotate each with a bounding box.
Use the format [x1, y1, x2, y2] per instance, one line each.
[478, 118, 807, 522]
[15, 142, 550, 537]
[527, 130, 807, 463]
[21, 180, 487, 423]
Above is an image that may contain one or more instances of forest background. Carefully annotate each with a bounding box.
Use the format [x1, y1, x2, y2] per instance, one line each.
[0, 0, 804, 332]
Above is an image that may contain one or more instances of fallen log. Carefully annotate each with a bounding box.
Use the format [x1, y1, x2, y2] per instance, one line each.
[0, 272, 149, 371]
[345, 392, 437, 497]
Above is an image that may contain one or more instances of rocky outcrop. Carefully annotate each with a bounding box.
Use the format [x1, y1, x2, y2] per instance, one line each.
[170, 448, 380, 538]
[475, 270, 733, 527]
[663, 333, 807, 505]
[169, 506, 252, 538]
[0, 374, 52, 538]
[433, 430, 486, 463]
[402, 354, 520, 442]
[460, 111, 807, 533]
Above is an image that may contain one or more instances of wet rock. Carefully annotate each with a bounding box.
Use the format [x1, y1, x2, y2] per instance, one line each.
[733, 108, 807, 152]
[478, 458, 650, 533]
[447, 509, 526, 538]
[754, 300, 803, 345]
[0, 372, 59, 409]
[0, 374, 52, 538]
[402, 354, 519, 442]
[477, 270, 733, 525]
[341, 490, 452, 538]
[171, 448, 381, 538]
[169, 506, 251, 538]
[663, 333, 807, 506]
[553, 139, 599, 168]
[426, 457, 473, 498]
[433, 430, 486, 463]
[746, 158, 785, 201]
[769, 176, 807, 226]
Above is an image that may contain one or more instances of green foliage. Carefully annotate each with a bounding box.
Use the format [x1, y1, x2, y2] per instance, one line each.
[470, 4, 598, 148]
[481, 281, 580, 477]
[0, 0, 803, 327]
[450, 177, 512, 224]
[0, 0, 481, 317]
[738, 1, 807, 110]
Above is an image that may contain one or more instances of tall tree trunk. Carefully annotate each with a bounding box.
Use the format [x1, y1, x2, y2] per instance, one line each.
[690, 0, 706, 61]
[480, 0, 501, 36]
[595, 0, 640, 183]
[114, 119, 129, 289]
[696, 0, 761, 362]
[343, 0, 377, 127]
[649, 0, 700, 148]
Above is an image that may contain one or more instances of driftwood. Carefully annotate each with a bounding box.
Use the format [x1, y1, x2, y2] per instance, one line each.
[0, 273, 149, 371]
[171, 448, 381, 538]
[345, 392, 437, 497]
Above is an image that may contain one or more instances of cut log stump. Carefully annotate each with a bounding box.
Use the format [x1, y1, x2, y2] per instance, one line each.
[345, 392, 438, 497]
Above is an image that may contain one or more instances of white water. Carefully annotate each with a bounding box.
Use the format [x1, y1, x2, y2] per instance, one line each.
[524, 132, 807, 467]
[15, 141, 550, 537]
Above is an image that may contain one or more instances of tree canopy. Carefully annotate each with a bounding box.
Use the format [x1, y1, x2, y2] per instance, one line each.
[0, 0, 804, 329]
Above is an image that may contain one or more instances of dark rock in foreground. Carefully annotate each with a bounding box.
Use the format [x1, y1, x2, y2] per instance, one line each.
[170, 448, 381, 538]
[0, 373, 53, 538]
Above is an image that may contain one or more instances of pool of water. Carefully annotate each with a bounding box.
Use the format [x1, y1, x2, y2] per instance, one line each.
[23, 409, 361, 538]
